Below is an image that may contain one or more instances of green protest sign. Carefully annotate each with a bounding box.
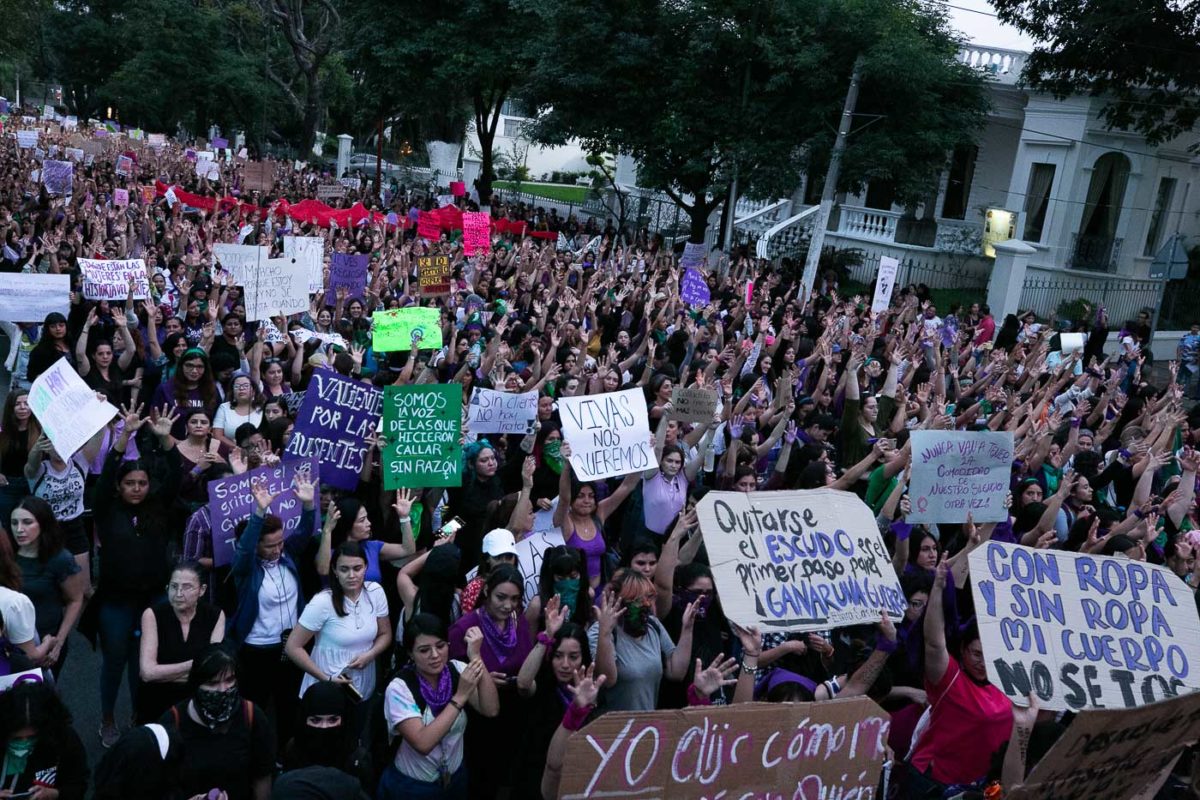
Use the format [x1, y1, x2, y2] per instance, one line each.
[373, 307, 443, 352]
[383, 385, 462, 489]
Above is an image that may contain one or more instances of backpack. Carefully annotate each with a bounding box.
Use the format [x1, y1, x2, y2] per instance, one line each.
[362, 664, 461, 787]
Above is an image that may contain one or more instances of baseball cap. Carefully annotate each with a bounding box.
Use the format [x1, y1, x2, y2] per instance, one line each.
[481, 528, 518, 557]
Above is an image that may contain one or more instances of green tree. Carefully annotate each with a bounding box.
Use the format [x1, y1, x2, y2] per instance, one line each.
[37, 0, 126, 119]
[523, 0, 988, 242]
[991, 0, 1200, 144]
[339, 0, 537, 198]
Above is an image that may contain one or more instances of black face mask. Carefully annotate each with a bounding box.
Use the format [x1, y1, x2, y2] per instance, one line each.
[194, 685, 239, 727]
[299, 725, 346, 766]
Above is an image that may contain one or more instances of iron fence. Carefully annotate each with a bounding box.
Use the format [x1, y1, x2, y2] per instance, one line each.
[845, 251, 991, 293]
[1019, 268, 1162, 328]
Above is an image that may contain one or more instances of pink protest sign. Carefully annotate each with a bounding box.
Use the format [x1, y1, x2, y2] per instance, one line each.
[450, 181, 466, 197]
[462, 211, 491, 256]
[113, 188, 129, 207]
[417, 210, 442, 240]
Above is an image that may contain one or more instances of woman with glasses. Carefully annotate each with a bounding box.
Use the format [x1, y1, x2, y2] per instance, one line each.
[151, 347, 219, 439]
[136, 560, 224, 723]
[213, 373, 264, 449]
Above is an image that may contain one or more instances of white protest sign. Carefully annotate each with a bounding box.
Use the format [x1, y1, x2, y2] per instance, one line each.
[79, 258, 150, 300]
[290, 327, 347, 351]
[557, 388, 653, 480]
[0, 669, 44, 693]
[212, 243, 268, 282]
[467, 388, 538, 435]
[0, 274, 70, 322]
[283, 235, 325, 293]
[242, 257, 309, 321]
[470, 527, 569, 604]
[871, 255, 900, 313]
[195, 151, 219, 180]
[16, 130, 38, 149]
[907, 430, 1013, 523]
[28, 359, 118, 457]
[668, 386, 719, 425]
[697, 489, 906, 633]
[970, 541, 1200, 712]
[1059, 332, 1085, 354]
[680, 241, 707, 270]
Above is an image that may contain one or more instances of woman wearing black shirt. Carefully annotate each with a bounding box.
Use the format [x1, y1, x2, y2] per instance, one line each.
[0, 390, 40, 535]
[25, 311, 75, 384]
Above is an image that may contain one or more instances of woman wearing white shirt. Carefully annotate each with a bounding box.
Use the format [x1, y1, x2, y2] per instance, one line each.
[212, 373, 264, 449]
[379, 613, 498, 799]
[286, 541, 392, 703]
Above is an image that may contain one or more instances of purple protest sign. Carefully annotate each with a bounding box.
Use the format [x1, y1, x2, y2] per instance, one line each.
[326, 252, 369, 301]
[207, 457, 319, 567]
[213, 136, 229, 149]
[285, 369, 382, 491]
[680, 268, 711, 305]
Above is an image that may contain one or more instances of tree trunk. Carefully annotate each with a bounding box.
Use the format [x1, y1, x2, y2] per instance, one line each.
[298, 70, 321, 157]
[688, 204, 711, 243]
[475, 122, 496, 203]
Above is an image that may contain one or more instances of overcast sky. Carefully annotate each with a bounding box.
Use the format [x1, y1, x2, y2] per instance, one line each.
[945, 0, 1037, 51]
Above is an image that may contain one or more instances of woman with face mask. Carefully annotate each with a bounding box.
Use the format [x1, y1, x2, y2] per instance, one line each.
[282, 680, 371, 786]
[164, 645, 275, 800]
[587, 568, 700, 712]
[0, 682, 88, 799]
[524, 545, 591, 633]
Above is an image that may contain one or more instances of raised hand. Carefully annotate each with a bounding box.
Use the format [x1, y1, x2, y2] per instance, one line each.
[292, 470, 316, 506]
[693, 654, 739, 697]
[544, 594, 568, 638]
[250, 477, 280, 513]
[566, 663, 607, 708]
[393, 488, 414, 518]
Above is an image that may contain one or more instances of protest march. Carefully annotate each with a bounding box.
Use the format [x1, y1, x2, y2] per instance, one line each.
[2, 109, 1200, 800]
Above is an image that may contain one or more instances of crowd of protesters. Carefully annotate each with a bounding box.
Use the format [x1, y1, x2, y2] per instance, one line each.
[0, 114, 1195, 800]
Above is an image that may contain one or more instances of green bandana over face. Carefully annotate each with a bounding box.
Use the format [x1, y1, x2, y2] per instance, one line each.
[3, 736, 36, 778]
[543, 439, 564, 475]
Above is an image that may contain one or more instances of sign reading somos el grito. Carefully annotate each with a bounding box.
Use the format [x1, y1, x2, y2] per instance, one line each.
[970, 541, 1200, 712]
[696, 489, 906, 633]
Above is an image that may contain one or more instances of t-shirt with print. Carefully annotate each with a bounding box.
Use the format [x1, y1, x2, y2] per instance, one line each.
[30, 453, 89, 521]
[587, 617, 675, 712]
[384, 661, 468, 783]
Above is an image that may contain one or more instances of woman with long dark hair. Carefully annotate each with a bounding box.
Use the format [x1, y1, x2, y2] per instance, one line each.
[524, 544, 591, 632]
[94, 404, 182, 747]
[286, 541, 392, 707]
[0, 391, 41, 530]
[9, 496, 85, 676]
[0, 682, 88, 798]
[25, 311, 74, 384]
[150, 347, 219, 438]
[378, 613, 498, 799]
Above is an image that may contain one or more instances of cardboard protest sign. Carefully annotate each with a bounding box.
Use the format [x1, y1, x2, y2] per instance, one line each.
[1009, 690, 1200, 800]
[558, 697, 890, 800]
[970, 541, 1200, 712]
[417, 210, 442, 240]
[243, 161, 275, 192]
[241, 257, 309, 321]
[0, 274, 70, 322]
[28, 359, 118, 458]
[79, 258, 150, 300]
[467, 388, 538, 435]
[327, 252, 369, 301]
[679, 268, 710, 305]
[907, 430, 1012, 523]
[558, 388, 653, 481]
[373, 307, 443, 352]
[284, 235, 325, 293]
[285, 370, 382, 491]
[417, 254, 452, 296]
[212, 243, 268, 283]
[16, 130, 37, 148]
[316, 183, 346, 201]
[462, 211, 490, 256]
[41, 159, 73, 196]
[680, 240, 706, 270]
[697, 489, 906, 633]
[871, 255, 899, 313]
[382, 385, 462, 490]
[668, 386, 718, 425]
[207, 458, 320, 567]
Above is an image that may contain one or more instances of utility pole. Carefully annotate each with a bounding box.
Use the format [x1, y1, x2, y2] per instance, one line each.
[801, 56, 864, 299]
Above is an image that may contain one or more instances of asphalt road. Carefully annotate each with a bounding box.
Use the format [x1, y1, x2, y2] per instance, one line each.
[58, 629, 133, 795]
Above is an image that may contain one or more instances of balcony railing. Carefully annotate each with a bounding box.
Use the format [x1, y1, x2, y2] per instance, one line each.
[958, 46, 1028, 85]
[1068, 234, 1123, 272]
[837, 206, 900, 242]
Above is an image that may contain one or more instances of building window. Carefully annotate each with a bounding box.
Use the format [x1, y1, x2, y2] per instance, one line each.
[502, 118, 522, 138]
[499, 99, 528, 118]
[941, 145, 977, 220]
[1143, 177, 1177, 257]
[1022, 163, 1056, 243]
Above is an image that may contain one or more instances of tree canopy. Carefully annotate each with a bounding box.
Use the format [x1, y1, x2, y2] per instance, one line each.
[992, 0, 1200, 145]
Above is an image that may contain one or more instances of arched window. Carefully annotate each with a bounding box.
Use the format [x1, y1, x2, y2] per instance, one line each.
[1073, 152, 1131, 270]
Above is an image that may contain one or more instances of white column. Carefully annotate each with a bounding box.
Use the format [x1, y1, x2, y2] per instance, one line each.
[336, 134, 352, 178]
[986, 239, 1038, 320]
